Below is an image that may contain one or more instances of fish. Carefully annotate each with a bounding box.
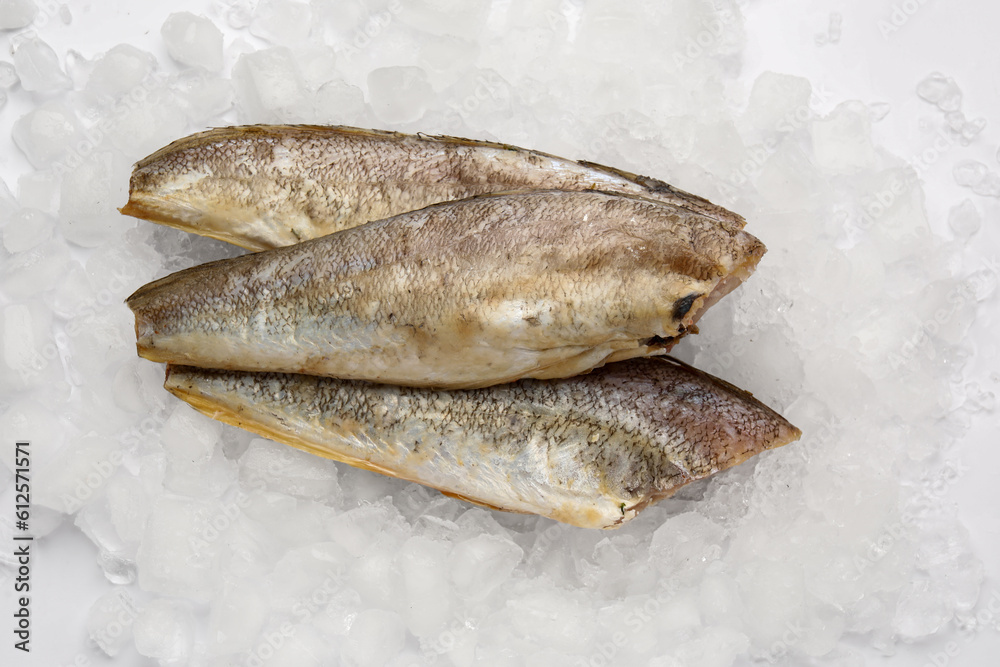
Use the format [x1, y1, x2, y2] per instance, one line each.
[127, 189, 765, 389]
[120, 124, 746, 251]
[164, 357, 801, 529]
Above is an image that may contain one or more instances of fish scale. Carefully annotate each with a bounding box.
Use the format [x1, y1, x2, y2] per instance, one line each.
[164, 357, 800, 529]
[127, 189, 764, 389]
[122, 124, 746, 251]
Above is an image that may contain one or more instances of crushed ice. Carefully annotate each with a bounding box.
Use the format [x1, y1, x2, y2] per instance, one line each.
[0, 1, 996, 665]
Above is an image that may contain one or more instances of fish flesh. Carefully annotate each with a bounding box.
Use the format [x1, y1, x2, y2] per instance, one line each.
[127, 190, 765, 389]
[164, 358, 800, 529]
[121, 124, 746, 251]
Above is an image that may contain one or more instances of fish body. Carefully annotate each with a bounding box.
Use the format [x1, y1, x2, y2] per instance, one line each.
[127, 190, 765, 389]
[164, 358, 800, 529]
[121, 124, 746, 251]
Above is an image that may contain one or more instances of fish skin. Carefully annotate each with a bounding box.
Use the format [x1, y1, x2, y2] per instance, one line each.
[120, 124, 746, 251]
[127, 190, 765, 389]
[163, 358, 801, 529]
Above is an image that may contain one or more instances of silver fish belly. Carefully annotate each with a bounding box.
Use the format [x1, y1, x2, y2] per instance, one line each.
[121, 124, 746, 251]
[164, 357, 801, 529]
[126, 190, 765, 389]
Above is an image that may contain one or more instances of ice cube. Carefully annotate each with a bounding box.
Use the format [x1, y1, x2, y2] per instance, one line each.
[672, 626, 751, 667]
[3, 207, 53, 253]
[160, 402, 237, 498]
[0, 399, 66, 476]
[12, 36, 71, 91]
[506, 581, 597, 652]
[75, 497, 138, 583]
[868, 102, 891, 122]
[419, 36, 479, 87]
[649, 512, 725, 584]
[953, 160, 987, 187]
[106, 473, 151, 544]
[239, 438, 341, 503]
[59, 151, 128, 247]
[916, 72, 962, 112]
[226, 0, 252, 29]
[811, 101, 878, 173]
[959, 116, 987, 144]
[0, 0, 38, 31]
[261, 623, 335, 666]
[399, 536, 452, 636]
[0, 302, 57, 394]
[249, 0, 312, 46]
[65, 307, 133, 379]
[947, 199, 980, 238]
[295, 46, 338, 91]
[133, 598, 193, 661]
[367, 66, 433, 125]
[737, 558, 806, 646]
[891, 579, 951, 639]
[161, 12, 224, 71]
[0, 240, 74, 299]
[397, 0, 490, 37]
[86, 588, 140, 657]
[172, 70, 234, 122]
[0, 60, 18, 88]
[266, 542, 347, 615]
[442, 68, 512, 129]
[340, 608, 406, 667]
[0, 176, 14, 214]
[207, 579, 268, 655]
[449, 532, 523, 600]
[742, 72, 813, 140]
[314, 80, 367, 124]
[349, 547, 405, 609]
[17, 171, 59, 213]
[11, 101, 81, 168]
[87, 44, 155, 99]
[973, 171, 1000, 197]
[33, 433, 123, 514]
[232, 47, 308, 122]
[108, 86, 188, 160]
[136, 495, 223, 602]
[576, 4, 654, 66]
[112, 359, 168, 415]
[328, 499, 410, 558]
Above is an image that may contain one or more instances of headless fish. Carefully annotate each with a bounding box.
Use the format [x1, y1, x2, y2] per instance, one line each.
[127, 190, 765, 389]
[120, 124, 746, 251]
[164, 358, 801, 529]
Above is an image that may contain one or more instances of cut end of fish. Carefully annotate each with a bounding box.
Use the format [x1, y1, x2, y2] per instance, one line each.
[121, 188, 275, 252]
